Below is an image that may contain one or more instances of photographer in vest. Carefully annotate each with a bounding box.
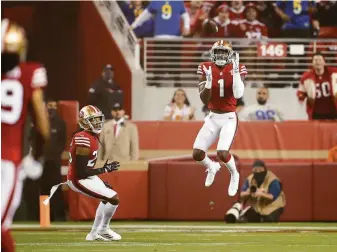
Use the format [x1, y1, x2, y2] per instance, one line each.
[239, 159, 286, 222]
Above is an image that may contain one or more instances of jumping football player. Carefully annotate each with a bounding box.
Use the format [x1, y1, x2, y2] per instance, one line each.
[193, 40, 247, 196]
[1, 19, 50, 252]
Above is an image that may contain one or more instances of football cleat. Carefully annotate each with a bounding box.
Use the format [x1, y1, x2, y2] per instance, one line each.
[205, 162, 221, 187]
[98, 228, 122, 241]
[228, 171, 240, 196]
[85, 233, 109, 241]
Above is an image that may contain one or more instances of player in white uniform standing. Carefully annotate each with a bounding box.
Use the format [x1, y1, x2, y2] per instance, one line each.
[239, 87, 284, 121]
[193, 40, 247, 196]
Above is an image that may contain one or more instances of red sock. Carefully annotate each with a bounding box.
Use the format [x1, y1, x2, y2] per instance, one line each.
[1, 229, 15, 252]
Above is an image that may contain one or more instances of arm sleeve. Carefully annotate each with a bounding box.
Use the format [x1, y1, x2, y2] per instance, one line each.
[267, 180, 282, 201]
[131, 9, 152, 29]
[232, 65, 247, 99]
[75, 155, 104, 179]
[130, 125, 139, 161]
[241, 179, 249, 192]
[31, 67, 48, 89]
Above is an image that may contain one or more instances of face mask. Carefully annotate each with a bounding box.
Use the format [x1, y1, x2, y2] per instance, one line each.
[253, 171, 267, 187]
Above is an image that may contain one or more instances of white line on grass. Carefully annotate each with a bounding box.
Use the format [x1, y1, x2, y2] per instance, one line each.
[12, 224, 337, 231]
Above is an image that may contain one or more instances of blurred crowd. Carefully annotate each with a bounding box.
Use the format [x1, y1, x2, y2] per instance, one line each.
[121, 0, 337, 39]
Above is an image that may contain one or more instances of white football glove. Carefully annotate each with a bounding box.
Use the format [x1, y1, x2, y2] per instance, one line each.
[202, 65, 212, 89]
[231, 52, 240, 73]
[21, 155, 43, 180]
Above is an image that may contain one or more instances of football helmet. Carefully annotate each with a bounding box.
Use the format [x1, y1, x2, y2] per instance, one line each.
[1, 19, 27, 61]
[210, 40, 233, 66]
[78, 105, 105, 134]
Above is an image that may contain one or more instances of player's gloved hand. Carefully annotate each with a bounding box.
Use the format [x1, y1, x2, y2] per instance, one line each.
[202, 65, 212, 89]
[102, 160, 120, 173]
[21, 155, 43, 180]
[231, 52, 240, 73]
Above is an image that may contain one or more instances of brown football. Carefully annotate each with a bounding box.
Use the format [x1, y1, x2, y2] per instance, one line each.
[202, 19, 218, 35]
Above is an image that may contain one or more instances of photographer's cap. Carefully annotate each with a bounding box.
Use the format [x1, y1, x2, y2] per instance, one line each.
[252, 159, 266, 169]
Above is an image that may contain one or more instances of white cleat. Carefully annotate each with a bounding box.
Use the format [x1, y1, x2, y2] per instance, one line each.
[98, 228, 122, 241]
[228, 171, 240, 196]
[86, 233, 109, 241]
[205, 162, 221, 187]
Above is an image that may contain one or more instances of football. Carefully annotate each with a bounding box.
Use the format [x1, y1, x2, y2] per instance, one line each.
[202, 19, 218, 35]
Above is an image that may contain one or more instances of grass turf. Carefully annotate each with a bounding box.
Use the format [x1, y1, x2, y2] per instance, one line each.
[13, 222, 337, 252]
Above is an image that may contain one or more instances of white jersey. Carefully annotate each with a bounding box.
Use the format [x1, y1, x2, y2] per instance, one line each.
[164, 104, 193, 121]
[239, 104, 283, 121]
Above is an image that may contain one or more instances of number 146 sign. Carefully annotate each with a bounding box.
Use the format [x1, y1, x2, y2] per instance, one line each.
[257, 42, 287, 57]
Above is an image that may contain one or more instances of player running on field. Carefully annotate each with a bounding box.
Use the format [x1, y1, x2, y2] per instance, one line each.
[193, 40, 247, 196]
[45, 105, 121, 241]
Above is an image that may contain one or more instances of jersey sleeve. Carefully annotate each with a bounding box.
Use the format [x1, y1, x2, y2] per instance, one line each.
[73, 135, 91, 148]
[31, 67, 47, 89]
[298, 72, 315, 100]
[239, 64, 247, 77]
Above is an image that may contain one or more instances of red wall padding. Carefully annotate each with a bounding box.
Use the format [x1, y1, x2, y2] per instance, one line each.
[313, 163, 337, 221]
[69, 171, 148, 220]
[68, 161, 337, 221]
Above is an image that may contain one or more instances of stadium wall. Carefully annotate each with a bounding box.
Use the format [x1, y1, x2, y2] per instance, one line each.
[138, 87, 307, 121]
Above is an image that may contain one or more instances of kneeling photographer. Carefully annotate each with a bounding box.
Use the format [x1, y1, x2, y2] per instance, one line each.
[226, 160, 286, 223]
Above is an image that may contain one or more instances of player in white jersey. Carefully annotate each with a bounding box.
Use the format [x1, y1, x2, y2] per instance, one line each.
[239, 87, 283, 121]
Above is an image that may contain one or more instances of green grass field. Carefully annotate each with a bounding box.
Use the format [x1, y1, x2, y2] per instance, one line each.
[13, 221, 337, 252]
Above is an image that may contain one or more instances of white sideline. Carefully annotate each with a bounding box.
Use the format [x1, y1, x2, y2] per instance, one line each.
[12, 224, 337, 231]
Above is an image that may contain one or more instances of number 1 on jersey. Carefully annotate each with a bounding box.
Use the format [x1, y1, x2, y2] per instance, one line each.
[218, 79, 224, 97]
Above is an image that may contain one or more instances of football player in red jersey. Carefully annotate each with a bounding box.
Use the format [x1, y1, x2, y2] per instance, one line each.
[1, 19, 50, 252]
[194, 40, 247, 196]
[297, 52, 337, 120]
[45, 105, 121, 241]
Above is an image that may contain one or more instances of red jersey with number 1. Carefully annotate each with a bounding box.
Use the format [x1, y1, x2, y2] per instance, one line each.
[67, 130, 99, 181]
[1, 62, 47, 164]
[197, 62, 247, 112]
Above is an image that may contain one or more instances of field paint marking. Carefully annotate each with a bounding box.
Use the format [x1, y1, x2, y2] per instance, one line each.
[12, 224, 337, 231]
[15, 242, 335, 247]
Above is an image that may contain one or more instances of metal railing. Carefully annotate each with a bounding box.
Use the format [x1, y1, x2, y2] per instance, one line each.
[94, 0, 140, 69]
[143, 38, 337, 87]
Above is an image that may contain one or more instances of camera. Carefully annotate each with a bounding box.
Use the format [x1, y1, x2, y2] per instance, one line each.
[250, 185, 257, 193]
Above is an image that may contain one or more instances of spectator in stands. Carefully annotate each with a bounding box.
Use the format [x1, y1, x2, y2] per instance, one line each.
[239, 160, 286, 223]
[185, 0, 207, 37]
[239, 87, 283, 121]
[131, 0, 190, 86]
[164, 89, 195, 121]
[328, 134, 337, 162]
[212, 4, 236, 38]
[88, 64, 123, 120]
[118, 0, 154, 38]
[235, 3, 268, 40]
[98, 103, 139, 162]
[256, 1, 282, 38]
[297, 53, 337, 120]
[274, 0, 315, 38]
[312, 1, 337, 38]
[131, 0, 190, 38]
[229, 0, 246, 21]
